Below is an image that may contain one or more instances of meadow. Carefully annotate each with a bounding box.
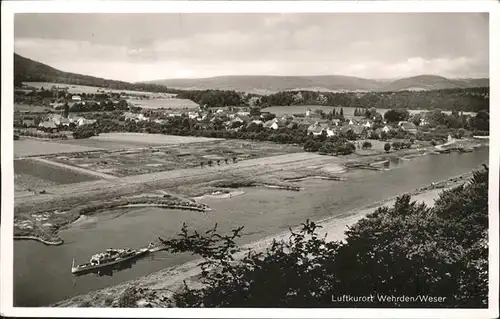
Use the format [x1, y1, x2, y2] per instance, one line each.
[22, 82, 174, 97]
[14, 138, 106, 157]
[127, 98, 199, 109]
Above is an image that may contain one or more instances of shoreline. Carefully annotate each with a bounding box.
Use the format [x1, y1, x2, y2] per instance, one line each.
[13, 235, 63, 246]
[51, 172, 470, 308]
[14, 198, 212, 246]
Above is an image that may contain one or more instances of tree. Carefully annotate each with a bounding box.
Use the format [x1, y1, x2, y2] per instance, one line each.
[208, 160, 213, 166]
[471, 111, 489, 132]
[384, 109, 410, 123]
[63, 102, 70, 118]
[155, 168, 488, 308]
[361, 141, 372, 150]
[384, 142, 391, 153]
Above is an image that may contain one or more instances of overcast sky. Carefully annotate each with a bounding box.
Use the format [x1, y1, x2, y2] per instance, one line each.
[14, 13, 489, 82]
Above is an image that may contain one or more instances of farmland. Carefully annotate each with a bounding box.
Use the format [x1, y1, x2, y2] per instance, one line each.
[87, 132, 221, 145]
[14, 159, 100, 195]
[22, 81, 174, 97]
[45, 138, 303, 178]
[14, 103, 52, 113]
[14, 138, 106, 158]
[127, 98, 199, 109]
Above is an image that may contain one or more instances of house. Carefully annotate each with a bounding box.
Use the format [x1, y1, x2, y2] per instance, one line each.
[307, 122, 332, 136]
[399, 121, 418, 133]
[292, 116, 316, 126]
[188, 111, 200, 120]
[236, 111, 250, 117]
[50, 102, 65, 109]
[420, 118, 429, 126]
[75, 118, 97, 126]
[124, 112, 149, 122]
[22, 117, 36, 127]
[38, 121, 58, 132]
[352, 125, 365, 136]
[71, 95, 82, 101]
[360, 120, 373, 128]
[331, 119, 342, 126]
[341, 124, 365, 136]
[325, 127, 335, 137]
[382, 125, 393, 133]
[346, 118, 358, 126]
[154, 119, 167, 124]
[263, 119, 278, 129]
[48, 114, 70, 126]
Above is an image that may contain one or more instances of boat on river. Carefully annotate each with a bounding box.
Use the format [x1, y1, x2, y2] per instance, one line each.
[71, 246, 152, 274]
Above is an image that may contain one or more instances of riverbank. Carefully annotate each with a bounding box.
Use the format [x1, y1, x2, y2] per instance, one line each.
[13, 235, 63, 246]
[52, 172, 470, 308]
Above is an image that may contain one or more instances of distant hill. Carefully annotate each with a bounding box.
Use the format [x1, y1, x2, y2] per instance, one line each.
[378, 75, 489, 92]
[15, 53, 488, 94]
[14, 53, 174, 93]
[143, 74, 489, 94]
[142, 75, 383, 94]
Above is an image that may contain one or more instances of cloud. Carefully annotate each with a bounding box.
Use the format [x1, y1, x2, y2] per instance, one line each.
[14, 13, 489, 81]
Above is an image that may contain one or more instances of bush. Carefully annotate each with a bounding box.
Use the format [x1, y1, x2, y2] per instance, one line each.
[392, 141, 402, 150]
[384, 143, 391, 153]
[118, 287, 139, 308]
[361, 141, 372, 149]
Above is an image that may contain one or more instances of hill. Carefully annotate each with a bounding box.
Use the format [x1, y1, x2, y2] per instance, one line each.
[14, 53, 488, 94]
[14, 53, 174, 93]
[379, 75, 489, 92]
[143, 74, 488, 94]
[142, 75, 383, 94]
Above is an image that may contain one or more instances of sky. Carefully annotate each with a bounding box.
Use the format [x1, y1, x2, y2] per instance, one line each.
[14, 13, 489, 82]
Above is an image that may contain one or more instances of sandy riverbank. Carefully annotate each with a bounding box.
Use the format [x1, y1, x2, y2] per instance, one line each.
[13, 235, 63, 246]
[52, 173, 469, 308]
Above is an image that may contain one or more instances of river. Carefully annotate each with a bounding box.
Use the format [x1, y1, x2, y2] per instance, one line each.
[13, 148, 489, 306]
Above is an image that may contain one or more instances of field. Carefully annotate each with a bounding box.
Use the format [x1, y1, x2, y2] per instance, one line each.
[14, 103, 52, 113]
[46, 139, 303, 177]
[127, 98, 199, 109]
[88, 133, 221, 145]
[14, 159, 100, 192]
[22, 82, 175, 97]
[14, 139, 106, 157]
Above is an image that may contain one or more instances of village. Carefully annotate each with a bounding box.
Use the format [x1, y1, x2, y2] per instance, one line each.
[14, 83, 477, 155]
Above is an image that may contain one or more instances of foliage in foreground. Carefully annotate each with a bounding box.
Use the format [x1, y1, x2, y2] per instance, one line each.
[160, 167, 489, 308]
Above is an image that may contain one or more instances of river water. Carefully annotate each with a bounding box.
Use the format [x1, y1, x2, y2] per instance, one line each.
[14, 148, 489, 306]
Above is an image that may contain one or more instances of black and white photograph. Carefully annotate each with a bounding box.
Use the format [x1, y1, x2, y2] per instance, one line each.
[1, 1, 498, 318]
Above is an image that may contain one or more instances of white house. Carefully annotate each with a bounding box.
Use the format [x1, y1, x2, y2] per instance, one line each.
[78, 118, 97, 126]
[188, 111, 200, 120]
[382, 125, 393, 133]
[71, 95, 82, 101]
[361, 120, 372, 128]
